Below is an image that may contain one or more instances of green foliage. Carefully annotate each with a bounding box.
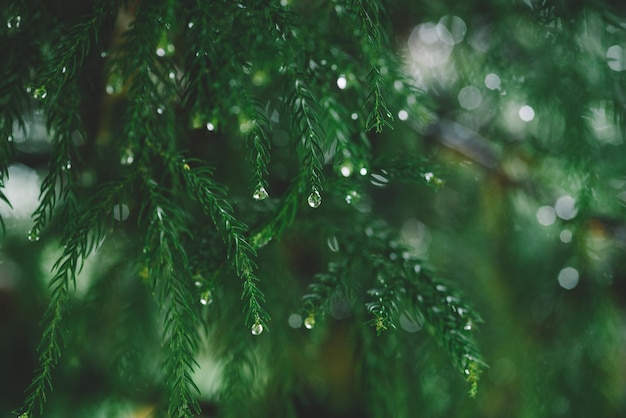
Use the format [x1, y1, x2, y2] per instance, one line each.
[3, 0, 626, 417]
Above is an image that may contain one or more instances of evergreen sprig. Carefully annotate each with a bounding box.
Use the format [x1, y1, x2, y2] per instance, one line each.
[181, 161, 269, 331]
[290, 76, 327, 197]
[365, 67, 394, 133]
[20, 180, 124, 417]
[140, 177, 201, 418]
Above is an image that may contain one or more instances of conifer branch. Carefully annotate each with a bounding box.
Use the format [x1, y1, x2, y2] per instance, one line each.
[181, 160, 269, 331]
[140, 178, 201, 418]
[291, 76, 326, 196]
[20, 180, 124, 418]
[365, 67, 394, 133]
[403, 264, 486, 397]
[29, 81, 83, 241]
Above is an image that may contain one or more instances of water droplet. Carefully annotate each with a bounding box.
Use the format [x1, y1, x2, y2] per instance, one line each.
[156, 107, 164, 115]
[359, 167, 368, 176]
[120, 148, 135, 166]
[340, 164, 352, 177]
[435, 284, 447, 292]
[424, 172, 434, 182]
[336, 75, 347, 89]
[200, 290, 213, 305]
[251, 322, 264, 335]
[18, 413, 28, 418]
[253, 186, 269, 201]
[63, 160, 72, 170]
[33, 86, 47, 100]
[304, 314, 315, 329]
[156, 48, 166, 57]
[464, 321, 472, 331]
[27, 228, 40, 242]
[345, 190, 359, 205]
[206, 122, 215, 131]
[168, 71, 176, 80]
[464, 368, 471, 375]
[7, 15, 21, 30]
[7, 135, 13, 142]
[187, 21, 194, 29]
[61, 66, 67, 74]
[307, 189, 322, 208]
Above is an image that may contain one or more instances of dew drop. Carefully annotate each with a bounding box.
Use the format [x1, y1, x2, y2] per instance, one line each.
[464, 321, 472, 331]
[27, 229, 40, 242]
[345, 190, 359, 205]
[436, 284, 447, 292]
[7, 15, 21, 30]
[464, 368, 471, 375]
[156, 107, 164, 115]
[359, 167, 368, 176]
[33, 86, 47, 100]
[200, 290, 213, 305]
[7, 135, 13, 142]
[251, 322, 264, 335]
[307, 189, 322, 208]
[206, 122, 215, 131]
[61, 66, 67, 75]
[63, 160, 72, 171]
[304, 314, 315, 329]
[120, 148, 135, 166]
[253, 186, 269, 201]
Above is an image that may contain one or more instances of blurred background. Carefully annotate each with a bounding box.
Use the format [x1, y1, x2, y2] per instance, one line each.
[2, 0, 626, 417]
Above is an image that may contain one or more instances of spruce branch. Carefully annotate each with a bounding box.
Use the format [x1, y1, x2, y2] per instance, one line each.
[140, 178, 201, 418]
[29, 80, 84, 242]
[403, 264, 486, 397]
[365, 67, 394, 133]
[20, 180, 125, 418]
[180, 160, 270, 331]
[291, 76, 327, 197]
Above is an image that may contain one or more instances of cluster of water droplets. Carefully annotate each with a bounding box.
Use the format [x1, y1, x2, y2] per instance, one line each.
[7, 15, 21, 32]
[32, 86, 48, 101]
[120, 148, 135, 166]
[27, 227, 40, 242]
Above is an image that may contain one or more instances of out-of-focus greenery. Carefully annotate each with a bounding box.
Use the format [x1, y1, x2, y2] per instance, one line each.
[1, 0, 626, 417]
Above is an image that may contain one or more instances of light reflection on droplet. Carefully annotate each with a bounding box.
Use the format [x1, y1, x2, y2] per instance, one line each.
[557, 266, 579, 290]
[253, 186, 268, 201]
[536, 206, 556, 226]
[336, 75, 347, 90]
[519, 105, 535, 122]
[156, 48, 166, 57]
[304, 314, 315, 329]
[340, 165, 352, 177]
[398, 109, 409, 121]
[554, 195, 577, 220]
[359, 167, 368, 176]
[351, 112, 358, 120]
[206, 122, 215, 131]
